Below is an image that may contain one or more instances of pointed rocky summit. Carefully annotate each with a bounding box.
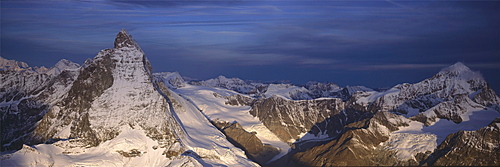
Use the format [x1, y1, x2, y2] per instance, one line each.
[114, 29, 141, 49]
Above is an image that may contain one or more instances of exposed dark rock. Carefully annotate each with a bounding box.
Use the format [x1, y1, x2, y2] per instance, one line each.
[212, 120, 279, 164]
[33, 53, 115, 147]
[114, 29, 140, 49]
[409, 94, 483, 126]
[250, 96, 344, 143]
[269, 111, 413, 167]
[117, 149, 143, 157]
[1, 66, 79, 151]
[221, 94, 255, 106]
[423, 118, 500, 166]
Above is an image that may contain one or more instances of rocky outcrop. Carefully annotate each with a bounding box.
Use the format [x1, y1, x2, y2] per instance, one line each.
[423, 118, 500, 166]
[212, 120, 279, 164]
[203, 75, 256, 94]
[33, 51, 116, 146]
[250, 96, 344, 143]
[372, 62, 500, 117]
[1, 60, 80, 151]
[221, 93, 255, 106]
[31, 29, 182, 151]
[410, 94, 484, 125]
[305, 81, 341, 99]
[290, 111, 415, 166]
[154, 72, 185, 89]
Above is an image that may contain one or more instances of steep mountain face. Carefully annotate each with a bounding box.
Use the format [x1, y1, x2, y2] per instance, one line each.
[193, 76, 374, 101]
[212, 120, 280, 164]
[1, 58, 80, 151]
[249, 96, 345, 143]
[371, 62, 499, 114]
[45, 59, 80, 76]
[2, 29, 499, 166]
[305, 81, 341, 99]
[31, 29, 181, 150]
[290, 111, 416, 166]
[269, 62, 500, 167]
[423, 118, 500, 166]
[203, 75, 257, 94]
[0, 57, 34, 72]
[1, 30, 257, 166]
[154, 72, 185, 89]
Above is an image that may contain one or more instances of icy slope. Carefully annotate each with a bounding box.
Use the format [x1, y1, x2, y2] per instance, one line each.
[1, 58, 80, 151]
[203, 75, 256, 94]
[30, 29, 181, 148]
[0, 56, 33, 72]
[370, 62, 499, 115]
[173, 84, 291, 163]
[2, 29, 258, 166]
[0, 126, 202, 167]
[45, 59, 80, 76]
[159, 85, 258, 166]
[154, 72, 185, 89]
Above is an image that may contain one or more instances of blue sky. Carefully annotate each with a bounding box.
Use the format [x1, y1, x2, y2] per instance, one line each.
[1, 1, 499, 91]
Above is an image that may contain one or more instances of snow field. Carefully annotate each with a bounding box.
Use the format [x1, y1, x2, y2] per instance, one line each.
[174, 84, 291, 163]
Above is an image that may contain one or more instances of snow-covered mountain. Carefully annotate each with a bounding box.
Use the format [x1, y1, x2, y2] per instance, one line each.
[0, 57, 78, 74]
[1, 30, 499, 166]
[1, 29, 256, 166]
[154, 72, 185, 89]
[192, 76, 373, 101]
[0, 56, 33, 72]
[270, 62, 500, 166]
[45, 59, 80, 76]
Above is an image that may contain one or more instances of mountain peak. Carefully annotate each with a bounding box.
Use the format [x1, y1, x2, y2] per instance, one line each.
[114, 29, 140, 49]
[440, 62, 470, 73]
[0, 56, 30, 71]
[436, 62, 483, 80]
[45, 59, 80, 76]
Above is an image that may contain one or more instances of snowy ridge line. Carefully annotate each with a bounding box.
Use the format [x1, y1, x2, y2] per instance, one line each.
[152, 81, 188, 140]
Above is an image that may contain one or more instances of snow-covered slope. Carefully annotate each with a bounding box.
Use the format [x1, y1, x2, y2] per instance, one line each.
[45, 59, 80, 76]
[0, 56, 79, 75]
[1, 58, 80, 151]
[360, 62, 500, 122]
[173, 84, 290, 164]
[2, 29, 499, 166]
[193, 76, 374, 101]
[1, 29, 257, 166]
[154, 72, 185, 89]
[202, 75, 257, 94]
[159, 85, 257, 166]
[263, 84, 313, 100]
[0, 56, 32, 72]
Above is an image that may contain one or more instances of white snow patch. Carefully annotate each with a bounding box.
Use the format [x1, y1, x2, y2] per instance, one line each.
[385, 108, 500, 161]
[0, 125, 193, 167]
[264, 84, 312, 100]
[166, 87, 258, 166]
[383, 133, 436, 161]
[174, 84, 291, 163]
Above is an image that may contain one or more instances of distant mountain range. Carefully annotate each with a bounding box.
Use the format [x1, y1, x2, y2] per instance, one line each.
[1, 29, 498, 166]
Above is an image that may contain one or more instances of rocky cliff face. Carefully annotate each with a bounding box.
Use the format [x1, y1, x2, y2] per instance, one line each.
[372, 62, 499, 115]
[423, 118, 500, 166]
[212, 120, 280, 165]
[290, 112, 425, 166]
[2, 30, 257, 166]
[2, 30, 499, 166]
[31, 29, 182, 151]
[1, 58, 80, 151]
[154, 72, 185, 89]
[250, 96, 345, 143]
[264, 62, 500, 166]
